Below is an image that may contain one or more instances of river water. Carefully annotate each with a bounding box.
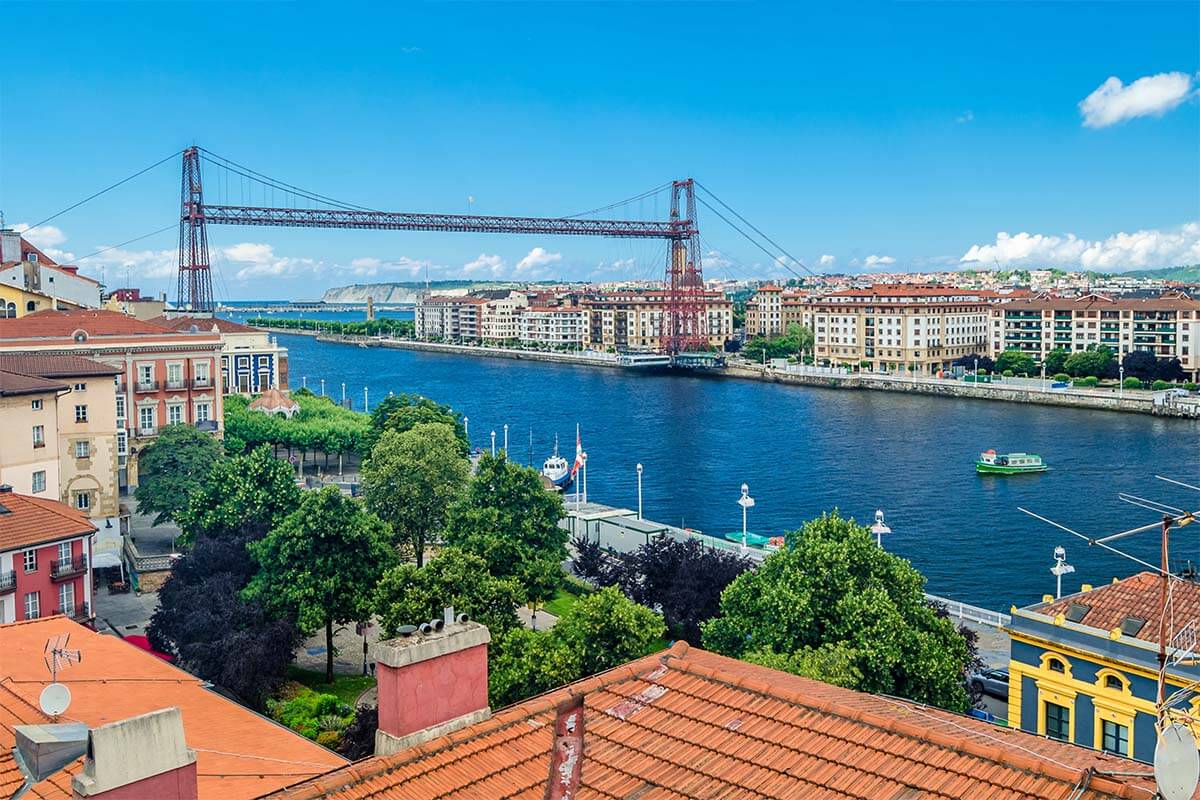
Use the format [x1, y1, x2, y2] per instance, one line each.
[260, 326, 1199, 612]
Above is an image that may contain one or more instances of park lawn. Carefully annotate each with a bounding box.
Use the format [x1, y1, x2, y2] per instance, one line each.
[543, 588, 581, 618]
[287, 666, 376, 707]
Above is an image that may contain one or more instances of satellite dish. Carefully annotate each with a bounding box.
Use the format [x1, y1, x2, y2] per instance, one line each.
[38, 683, 71, 717]
[1154, 723, 1200, 800]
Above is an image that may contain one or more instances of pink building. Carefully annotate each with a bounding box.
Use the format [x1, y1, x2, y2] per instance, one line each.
[0, 484, 97, 625]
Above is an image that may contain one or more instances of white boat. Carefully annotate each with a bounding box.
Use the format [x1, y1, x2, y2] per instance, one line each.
[541, 435, 573, 489]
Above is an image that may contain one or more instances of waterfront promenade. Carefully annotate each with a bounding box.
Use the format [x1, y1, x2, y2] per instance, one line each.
[251, 324, 1200, 418]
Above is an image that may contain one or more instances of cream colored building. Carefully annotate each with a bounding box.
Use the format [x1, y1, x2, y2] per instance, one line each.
[989, 293, 1200, 380]
[581, 290, 733, 352]
[518, 306, 588, 348]
[0, 354, 121, 531]
[480, 291, 530, 344]
[0, 372, 63, 500]
[799, 285, 990, 373]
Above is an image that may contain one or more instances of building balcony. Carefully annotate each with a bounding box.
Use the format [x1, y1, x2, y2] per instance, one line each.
[191, 378, 213, 390]
[51, 555, 88, 581]
[0, 570, 15, 595]
[165, 379, 186, 391]
[138, 426, 158, 437]
[54, 602, 90, 622]
[135, 381, 159, 393]
[194, 420, 219, 432]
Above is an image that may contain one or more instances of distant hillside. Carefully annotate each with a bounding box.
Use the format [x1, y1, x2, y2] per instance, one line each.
[1119, 264, 1200, 282]
[322, 280, 566, 304]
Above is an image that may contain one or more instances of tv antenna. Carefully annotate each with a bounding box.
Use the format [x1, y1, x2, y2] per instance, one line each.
[39, 634, 82, 718]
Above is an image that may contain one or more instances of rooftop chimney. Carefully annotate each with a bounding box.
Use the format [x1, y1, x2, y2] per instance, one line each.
[0, 228, 20, 264]
[374, 610, 491, 756]
[71, 708, 197, 800]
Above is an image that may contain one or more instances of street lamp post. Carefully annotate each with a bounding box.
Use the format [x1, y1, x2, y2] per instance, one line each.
[1050, 546, 1075, 599]
[320, 378, 325, 396]
[341, 383, 346, 404]
[1119, 364, 1125, 399]
[870, 509, 892, 548]
[464, 416, 469, 445]
[503, 424, 508, 453]
[636, 463, 644, 520]
[364, 386, 369, 413]
[490, 430, 496, 457]
[737, 483, 755, 550]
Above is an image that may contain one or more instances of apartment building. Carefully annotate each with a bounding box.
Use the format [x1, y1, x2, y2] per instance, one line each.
[479, 290, 530, 343]
[581, 289, 733, 352]
[154, 315, 289, 394]
[0, 310, 224, 489]
[103, 287, 169, 320]
[0, 486, 97, 625]
[0, 354, 121, 530]
[0, 229, 102, 312]
[745, 285, 815, 338]
[989, 293, 1200, 379]
[414, 295, 486, 341]
[518, 306, 588, 348]
[795, 285, 991, 373]
[0, 369, 64, 500]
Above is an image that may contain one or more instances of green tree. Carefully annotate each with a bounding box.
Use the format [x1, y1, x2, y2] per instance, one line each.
[444, 453, 567, 586]
[1043, 348, 1069, 376]
[367, 393, 467, 453]
[177, 445, 300, 546]
[375, 547, 523, 639]
[742, 642, 862, 689]
[488, 587, 665, 707]
[1063, 346, 1115, 379]
[701, 511, 971, 711]
[361, 423, 470, 566]
[134, 424, 225, 525]
[246, 486, 398, 683]
[994, 349, 1036, 376]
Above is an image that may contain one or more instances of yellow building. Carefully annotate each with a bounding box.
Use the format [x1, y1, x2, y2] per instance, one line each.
[0, 283, 66, 318]
[0, 370, 64, 499]
[1006, 571, 1200, 762]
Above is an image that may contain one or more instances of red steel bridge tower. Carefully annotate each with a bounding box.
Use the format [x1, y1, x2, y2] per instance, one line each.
[175, 148, 707, 353]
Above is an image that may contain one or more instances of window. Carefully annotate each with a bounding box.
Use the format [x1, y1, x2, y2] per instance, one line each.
[115, 394, 125, 422]
[58, 583, 75, 617]
[1104, 674, 1125, 691]
[1041, 700, 1070, 743]
[31, 471, 46, 494]
[1047, 658, 1065, 673]
[23, 592, 39, 620]
[57, 542, 71, 566]
[74, 404, 88, 423]
[195, 361, 210, 385]
[73, 382, 86, 391]
[74, 441, 90, 459]
[31, 399, 42, 411]
[117, 431, 128, 457]
[139, 406, 156, 432]
[168, 404, 183, 426]
[32, 425, 44, 448]
[23, 550, 36, 573]
[1101, 719, 1129, 756]
[167, 363, 183, 388]
[196, 402, 211, 423]
[137, 364, 154, 388]
[74, 491, 90, 511]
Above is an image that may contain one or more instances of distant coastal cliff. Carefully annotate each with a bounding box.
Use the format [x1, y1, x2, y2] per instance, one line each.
[321, 280, 563, 304]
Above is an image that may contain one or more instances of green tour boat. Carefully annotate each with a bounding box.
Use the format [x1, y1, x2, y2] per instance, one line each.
[976, 449, 1049, 474]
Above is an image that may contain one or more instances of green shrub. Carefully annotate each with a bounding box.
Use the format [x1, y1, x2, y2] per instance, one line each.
[1151, 380, 1171, 391]
[1077, 376, 1099, 387]
[1002, 369, 1014, 377]
[1185, 382, 1198, 392]
[270, 690, 352, 740]
[1053, 373, 1070, 382]
[1123, 377, 1143, 390]
[316, 730, 342, 749]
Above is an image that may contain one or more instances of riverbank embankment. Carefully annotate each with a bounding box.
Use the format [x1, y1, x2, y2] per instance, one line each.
[251, 326, 1200, 418]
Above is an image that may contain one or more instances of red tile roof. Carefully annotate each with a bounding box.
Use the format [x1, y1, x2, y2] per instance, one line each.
[0, 490, 96, 552]
[999, 295, 1200, 312]
[0, 309, 219, 345]
[0, 617, 347, 800]
[0, 369, 66, 397]
[0, 354, 120, 379]
[152, 315, 260, 334]
[266, 643, 1165, 800]
[1032, 571, 1200, 646]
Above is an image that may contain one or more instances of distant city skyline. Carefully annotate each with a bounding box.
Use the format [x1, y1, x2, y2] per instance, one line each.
[1, 1, 1196, 300]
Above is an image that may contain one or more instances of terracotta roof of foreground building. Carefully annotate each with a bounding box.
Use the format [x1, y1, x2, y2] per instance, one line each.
[152, 314, 261, 334]
[264, 642, 1172, 800]
[0, 353, 120, 378]
[1030, 570, 1200, 646]
[0, 490, 96, 552]
[0, 618, 347, 800]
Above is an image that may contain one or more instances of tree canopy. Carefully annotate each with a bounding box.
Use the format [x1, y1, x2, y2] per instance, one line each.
[743, 323, 815, 363]
[444, 453, 567, 589]
[177, 445, 301, 546]
[223, 391, 371, 459]
[246, 486, 398, 682]
[701, 511, 971, 711]
[952, 353, 994, 373]
[488, 587, 665, 707]
[133, 424, 225, 525]
[1043, 348, 1070, 376]
[994, 349, 1036, 376]
[362, 422, 469, 566]
[1063, 346, 1116, 379]
[1121, 350, 1186, 382]
[375, 547, 524, 640]
[367, 393, 468, 454]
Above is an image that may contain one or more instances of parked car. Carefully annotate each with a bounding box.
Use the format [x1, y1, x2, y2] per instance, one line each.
[969, 667, 1009, 699]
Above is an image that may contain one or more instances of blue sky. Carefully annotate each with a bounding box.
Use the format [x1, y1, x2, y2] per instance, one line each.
[1, 1, 1197, 300]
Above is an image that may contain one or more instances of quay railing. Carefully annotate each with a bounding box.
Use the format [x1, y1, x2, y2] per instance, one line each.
[925, 592, 1011, 629]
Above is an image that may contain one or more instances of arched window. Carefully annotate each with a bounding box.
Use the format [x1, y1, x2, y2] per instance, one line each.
[4, 302, 14, 318]
[25, 300, 36, 312]
[1048, 658, 1065, 673]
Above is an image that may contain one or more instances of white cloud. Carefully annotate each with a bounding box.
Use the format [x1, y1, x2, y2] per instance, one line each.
[515, 247, 562, 275]
[956, 110, 974, 124]
[863, 255, 896, 267]
[818, 254, 836, 267]
[1079, 72, 1193, 128]
[12, 223, 66, 249]
[960, 221, 1200, 270]
[220, 242, 318, 281]
[463, 253, 506, 276]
